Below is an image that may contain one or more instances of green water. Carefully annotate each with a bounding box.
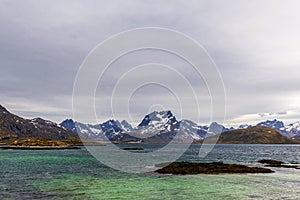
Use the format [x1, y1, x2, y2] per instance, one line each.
[33, 173, 300, 200]
[0, 144, 299, 199]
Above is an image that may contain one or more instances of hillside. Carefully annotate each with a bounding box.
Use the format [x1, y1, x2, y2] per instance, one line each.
[205, 126, 298, 144]
[0, 105, 79, 142]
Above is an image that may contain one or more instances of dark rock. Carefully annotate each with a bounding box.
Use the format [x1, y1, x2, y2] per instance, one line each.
[155, 161, 274, 175]
[258, 159, 285, 165]
[258, 159, 300, 169]
[122, 147, 144, 150]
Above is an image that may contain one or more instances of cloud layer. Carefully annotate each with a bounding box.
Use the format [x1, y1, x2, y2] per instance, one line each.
[1, 0, 300, 126]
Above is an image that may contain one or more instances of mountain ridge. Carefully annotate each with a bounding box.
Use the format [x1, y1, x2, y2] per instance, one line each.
[1, 104, 300, 144]
[60, 110, 300, 143]
[205, 126, 297, 144]
[0, 105, 79, 142]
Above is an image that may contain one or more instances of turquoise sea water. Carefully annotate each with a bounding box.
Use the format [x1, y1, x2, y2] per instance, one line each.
[0, 144, 299, 199]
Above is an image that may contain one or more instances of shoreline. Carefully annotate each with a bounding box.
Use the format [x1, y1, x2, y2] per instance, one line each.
[0, 145, 81, 150]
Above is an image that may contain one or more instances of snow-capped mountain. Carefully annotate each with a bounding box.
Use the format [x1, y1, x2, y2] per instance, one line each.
[60, 119, 134, 141]
[118, 120, 133, 132]
[179, 120, 209, 140]
[238, 124, 252, 129]
[256, 119, 289, 137]
[119, 111, 180, 142]
[60, 119, 102, 138]
[137, 110, 179, 131]
[207, 122, 227, 137]
[60, 110, 227, 143]
[286, 121, 300, 135]
[255, 119, 300, 138]
[60, 112, 300, 142]
[60, 119, 77, 132]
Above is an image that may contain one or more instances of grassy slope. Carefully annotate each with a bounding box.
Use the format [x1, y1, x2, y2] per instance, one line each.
[205, 126, 298, 144]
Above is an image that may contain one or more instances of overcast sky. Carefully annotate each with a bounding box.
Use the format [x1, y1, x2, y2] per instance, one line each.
[1, 0, 300, 127]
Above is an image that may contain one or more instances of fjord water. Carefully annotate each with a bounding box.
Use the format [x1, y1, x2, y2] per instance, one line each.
[0, 144, 299, 199]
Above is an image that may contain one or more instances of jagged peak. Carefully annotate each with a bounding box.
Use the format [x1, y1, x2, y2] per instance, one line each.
[138, 110, 177, 127]
[267, 119, 281, 123]
[257, 119, 284, 126]
[147, 110, 173, 115]
[102, 119, 118, 125]
[60, 118, 75, 126]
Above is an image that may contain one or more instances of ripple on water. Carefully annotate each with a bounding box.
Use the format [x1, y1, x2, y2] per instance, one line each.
[0, 144, 299, 199]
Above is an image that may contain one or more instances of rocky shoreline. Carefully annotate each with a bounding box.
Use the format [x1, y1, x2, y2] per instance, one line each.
[258, 159, 300, 169]
[0, 138, 81, 150]
[0, 145, 80, 150]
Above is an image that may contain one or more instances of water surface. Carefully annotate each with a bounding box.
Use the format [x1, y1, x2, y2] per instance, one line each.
[0, 144, 299, 199]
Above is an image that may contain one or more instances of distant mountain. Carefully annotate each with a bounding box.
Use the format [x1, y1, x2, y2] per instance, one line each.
[61, 110, 227, 143]
[0, 105, 79, 142]
[134, 111, 179, 137]
[286, 121, 300, 135]
[206, 126, 298, 144]
[207, 122, 227, 136]
[256, 119, 300, 138]
[119, 120, 133, 132]
[179, 120, 209, 140]
[238, 124, 252, 129]
[59, 118, 136, 142]
[132, 111, 190, 143]
[2, 104, 299, 144]
[58, 113, 300, 143]
[256, 119, 289, 137]
[138, 111, 178, 128]
[60, 119, 77, 132]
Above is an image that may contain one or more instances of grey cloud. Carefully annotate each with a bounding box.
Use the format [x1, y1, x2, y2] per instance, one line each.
[0, 0, 300, 125]
[276, 112, 287, 115]
[257, 111, 287, 119]
[258, 113, 268, 117]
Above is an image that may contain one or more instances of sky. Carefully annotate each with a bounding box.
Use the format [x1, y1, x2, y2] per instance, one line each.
[1, 0, 300, 127]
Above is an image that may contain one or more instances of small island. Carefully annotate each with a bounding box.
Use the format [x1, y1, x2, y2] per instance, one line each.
[0, 138, 81, 150]
[122, 147, 144, 150]
[258, 159, 300, 169]
[155, 161, 274, 175]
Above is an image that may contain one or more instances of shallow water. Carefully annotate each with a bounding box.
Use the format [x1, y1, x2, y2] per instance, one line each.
[0, 144, 299, 199]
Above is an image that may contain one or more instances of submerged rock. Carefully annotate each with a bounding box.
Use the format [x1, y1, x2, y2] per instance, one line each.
[258, 159, 285, 165]
[155, 161, 274, 175]
[258, 159, 300, 169]
[122, 147, 144, 150]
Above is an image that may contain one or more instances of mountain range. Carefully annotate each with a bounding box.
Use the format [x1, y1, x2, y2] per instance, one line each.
[60, 110, 300, 143]
[60, 111, 227, 143]
[0, 104, 299, 144]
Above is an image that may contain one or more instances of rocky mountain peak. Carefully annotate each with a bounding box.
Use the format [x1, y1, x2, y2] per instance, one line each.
[60, 119, 77, 132]
[138, 110, 177, 127]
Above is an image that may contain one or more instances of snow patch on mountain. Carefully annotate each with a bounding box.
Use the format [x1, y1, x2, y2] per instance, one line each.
[60, 111, 300, 143]
[286, 121, 300, 135]
[238, 124, 252, 129]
